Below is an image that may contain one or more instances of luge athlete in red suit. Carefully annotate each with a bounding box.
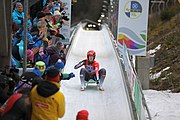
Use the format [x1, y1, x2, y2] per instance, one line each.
[74, 50, 106, 91]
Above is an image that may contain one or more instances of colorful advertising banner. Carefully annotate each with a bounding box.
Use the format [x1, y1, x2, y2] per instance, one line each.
[123, 43, 135, 99]
[123, 43, 146, 120]
[60, 0, 72, 44]
[117, 0, 149, 56]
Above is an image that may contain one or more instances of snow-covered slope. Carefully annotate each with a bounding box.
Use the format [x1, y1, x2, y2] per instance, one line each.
[143, 90, 180, 120]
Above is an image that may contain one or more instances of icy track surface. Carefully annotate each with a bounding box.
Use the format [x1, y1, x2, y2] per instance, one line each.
[60, 25, 132, 120]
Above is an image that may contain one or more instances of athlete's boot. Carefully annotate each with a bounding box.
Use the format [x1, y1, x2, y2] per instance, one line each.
[98, 68, 106, 91]
[80, 68, 86, 91]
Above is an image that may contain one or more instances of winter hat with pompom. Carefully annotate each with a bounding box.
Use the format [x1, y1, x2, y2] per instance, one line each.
[54, 59, 64, 70]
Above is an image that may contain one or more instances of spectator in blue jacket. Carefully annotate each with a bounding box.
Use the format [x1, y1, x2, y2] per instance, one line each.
[12, 2, 32, 31]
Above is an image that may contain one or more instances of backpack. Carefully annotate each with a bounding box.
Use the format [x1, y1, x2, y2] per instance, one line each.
[0, 93, 22, 113]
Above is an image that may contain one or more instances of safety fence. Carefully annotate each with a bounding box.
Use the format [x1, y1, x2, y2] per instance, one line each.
[105, 24, 152, 120]
[121, 43, 151, 120]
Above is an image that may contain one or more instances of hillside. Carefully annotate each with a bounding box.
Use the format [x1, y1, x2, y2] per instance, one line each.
[147, 6, 180, 93]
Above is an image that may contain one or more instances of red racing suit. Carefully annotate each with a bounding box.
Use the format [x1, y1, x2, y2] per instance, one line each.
[74, 59, 99, 79]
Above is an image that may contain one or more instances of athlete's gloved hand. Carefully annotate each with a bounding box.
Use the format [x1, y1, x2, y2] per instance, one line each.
[74, 65, 78, 69]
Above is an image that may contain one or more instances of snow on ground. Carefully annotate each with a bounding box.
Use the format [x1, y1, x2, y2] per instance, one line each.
[150, 67, 170, 79]
[148, 44, 161, 57]
[143, 90, 180, 120]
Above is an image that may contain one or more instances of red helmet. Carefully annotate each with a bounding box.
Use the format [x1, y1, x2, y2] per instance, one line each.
[87, 50, 96, 60]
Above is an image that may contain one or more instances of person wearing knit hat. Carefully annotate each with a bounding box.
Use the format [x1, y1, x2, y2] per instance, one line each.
[15, 2, 23, 12]
[51, 10, 61, 28]
[36, 11, 46, 20]
[54, 10, 61, 16]
[12, 2, 32, 31]
[44, 9, 53, 30]
[54, 59, 65, 70]
[45, 41, 66, 66]
[45, 59, 75, 81]
[45, 68, 60, 82]
[43, 9, 53, 16]
[27, 49, 34, 62]
[32, 61, 46, 77]
[31, 68, 65, 120]
[32, 11, 46, 27]
[76, 110, 89, 120]
[55, 41, 64, 52]
[26, 49, 35, 67]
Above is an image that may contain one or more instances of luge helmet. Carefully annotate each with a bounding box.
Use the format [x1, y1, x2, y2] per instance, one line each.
[87, 50, 96, 60]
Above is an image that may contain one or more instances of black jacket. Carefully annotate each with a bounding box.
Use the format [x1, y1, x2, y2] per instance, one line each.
[0, 94, 31, 120]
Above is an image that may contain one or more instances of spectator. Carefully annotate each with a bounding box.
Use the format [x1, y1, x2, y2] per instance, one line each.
[45, 0, 54, 13]
[53, 3, 61, 12]
[26, 49, 35, 68]
[32, 61, 46, 77]
[31, 21, 48, 55]
[0, 71, 34, 120]
[61, 11, 70, 23]
[60, 2, 66, 12]
[46, 41, 66, 65]
[33, 11, 46, 27]
[44, 9, 53, 22]
[51, 10, 66, 40]
[12, 43, 34, 68]
[0, 93, 31, 120]
[46, 59, 65, 71]
[52, 10, 62, 28]
[14, 71, 42, 93]
[31, 68, 65, 120]
[44, 59, 75, 80]
[12, 2, 32, 32]
[37, 20, 48, 36]
[13, 29, 35, 46]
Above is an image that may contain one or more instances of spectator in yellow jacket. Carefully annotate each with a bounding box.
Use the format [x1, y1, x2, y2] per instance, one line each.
[31, 68, 65, 120]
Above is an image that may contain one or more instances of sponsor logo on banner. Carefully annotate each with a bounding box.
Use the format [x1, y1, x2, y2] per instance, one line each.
[125, 1, 142, 19]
